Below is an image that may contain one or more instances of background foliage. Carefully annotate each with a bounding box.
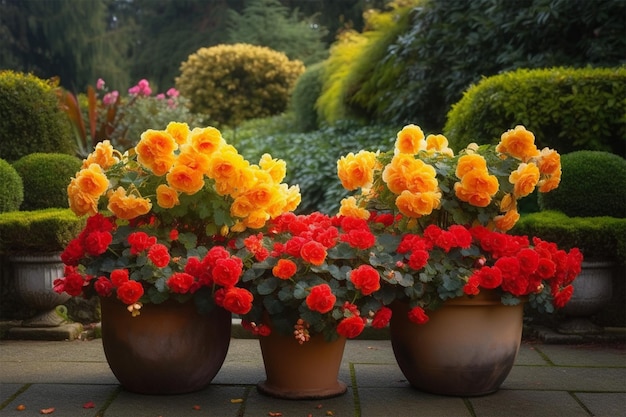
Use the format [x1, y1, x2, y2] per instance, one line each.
[336, 0, 626, 132]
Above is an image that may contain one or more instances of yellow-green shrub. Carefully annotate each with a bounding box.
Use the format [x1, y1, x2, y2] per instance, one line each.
[176, 43, 304, 127]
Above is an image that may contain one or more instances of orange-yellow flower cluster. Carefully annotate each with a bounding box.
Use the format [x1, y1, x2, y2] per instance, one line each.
[336, 124, 562, 232]
[67, 122, 301, 230]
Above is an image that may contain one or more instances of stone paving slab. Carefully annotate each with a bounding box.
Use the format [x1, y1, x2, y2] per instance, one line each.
[534, 343, 626, 367]
[105, 386, 246, 417]
[503, 366, 626, 392]
[357, 387, 471, 417]
[469, 390, 590, 417]
[0, 383, 117, 417]
[575, 392, 626, 417]
[0, 338, 624, 417]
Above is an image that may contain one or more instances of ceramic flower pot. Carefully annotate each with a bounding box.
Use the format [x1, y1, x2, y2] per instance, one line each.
[100, 296, 231, 394]
[257, 331, 348, 400]
[390, 290, 524, 396]
[11, 254, 71, 327]
[558, 260, 614, 334]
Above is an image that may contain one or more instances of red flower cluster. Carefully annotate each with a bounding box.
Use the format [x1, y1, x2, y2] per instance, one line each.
[391, 223, 583, 322]
[238, 212, 386, 341]
[54, 213, 253, 316]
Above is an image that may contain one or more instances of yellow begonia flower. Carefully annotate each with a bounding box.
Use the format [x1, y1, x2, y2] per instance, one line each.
[190, 126, 225, 155]
[394, 124, 425, 154]
[494, 208, 520, 232]
[67, 180, 98, 216]
[165, 121, 190, 146]
[156, 184, 180, 209]
[455, 154, 487, 179]
[107, 187, 152, 220]
[337, 150, 377, 191]
[166, 164, 205, 195]
[395, 190, 442, 218]
[338, 196, 370, 220]
[509, 162, 540, 198]
[82, 140, 119, 169]
[259, 153, 286, 184]
[135, 129, 178, 173]
[75, 163, 109, 198]
[496, 125, 540, 162]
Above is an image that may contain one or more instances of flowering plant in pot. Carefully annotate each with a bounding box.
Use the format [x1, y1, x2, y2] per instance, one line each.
[51, 121, 300, 394]
[336, 123, 583, 318]
[54, 122, 300, 315]
[230, 210, 387, 399]
[334, 123, 584, 395]
[232, 211, 386, 342]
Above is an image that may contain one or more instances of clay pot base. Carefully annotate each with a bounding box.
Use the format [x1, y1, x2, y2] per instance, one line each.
[257, 380, 347, 400]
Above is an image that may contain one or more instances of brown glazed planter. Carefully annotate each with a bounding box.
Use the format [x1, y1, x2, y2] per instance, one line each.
[100, 296, 231, 394]
[390, 290, 524, 396]
[257, 331, 347, 400]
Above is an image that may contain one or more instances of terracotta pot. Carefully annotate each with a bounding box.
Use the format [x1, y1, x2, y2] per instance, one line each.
[257, 331, 347, 400]
[390, 290, 524, 396]
[100, 296, 231, 394]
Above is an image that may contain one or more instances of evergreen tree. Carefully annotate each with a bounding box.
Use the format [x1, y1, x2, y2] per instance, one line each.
[128, 0, 235, 90]
[0, 0, 133, 91]
[227, 0, 328, 65]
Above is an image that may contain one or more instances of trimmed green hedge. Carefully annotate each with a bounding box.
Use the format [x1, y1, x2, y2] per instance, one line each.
[0, 209, 85, 255]
[538, 151, 626, 218]
[511, 211, 626, 265]
[444, 67, 626, 156]
[0, 158, 23, 213]
[13, 153, 82, 210]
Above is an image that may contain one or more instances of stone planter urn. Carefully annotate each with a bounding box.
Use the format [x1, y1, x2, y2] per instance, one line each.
[11, 253, 70, 327]
[558, 260, 614, 334]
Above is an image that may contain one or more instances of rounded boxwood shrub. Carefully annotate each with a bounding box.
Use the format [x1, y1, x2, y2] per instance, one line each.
[0, 158, 23, 213]
[0, 71, 75, 161]
[12, 153, 82, 210]
[176, 43, 305, 127]
[443, 67, 626, 156]
[538, 151, 626, 218]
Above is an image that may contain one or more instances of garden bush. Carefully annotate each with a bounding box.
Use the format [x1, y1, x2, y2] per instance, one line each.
[443, 67, 626, 156]
[0, 71, 74, 161]
[0, 158, 23, 213]
[0, 208, 85, 255]
[291, 62, 325, 132]
[511, 211, 626, 264]
[316, 2, 416, 125]
[538, 151, 626, 218]
[12, 153, 82, 210]
[176, 43, 304, 127]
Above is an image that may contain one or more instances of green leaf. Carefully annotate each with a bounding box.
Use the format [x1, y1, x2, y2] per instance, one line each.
[257, 277, 278, 295]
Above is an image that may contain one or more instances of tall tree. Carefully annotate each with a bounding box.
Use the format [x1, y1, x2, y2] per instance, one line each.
[128, 0, 237, 90]
[0, 0, 133, 91]
[227, 0, 328, 65]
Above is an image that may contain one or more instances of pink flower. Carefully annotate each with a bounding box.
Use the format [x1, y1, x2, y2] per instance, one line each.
[128, 79, 152, 96]
[102, 91, 119, 106]
[166, 88, 179, 98]
[96, 78, 105, 90]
